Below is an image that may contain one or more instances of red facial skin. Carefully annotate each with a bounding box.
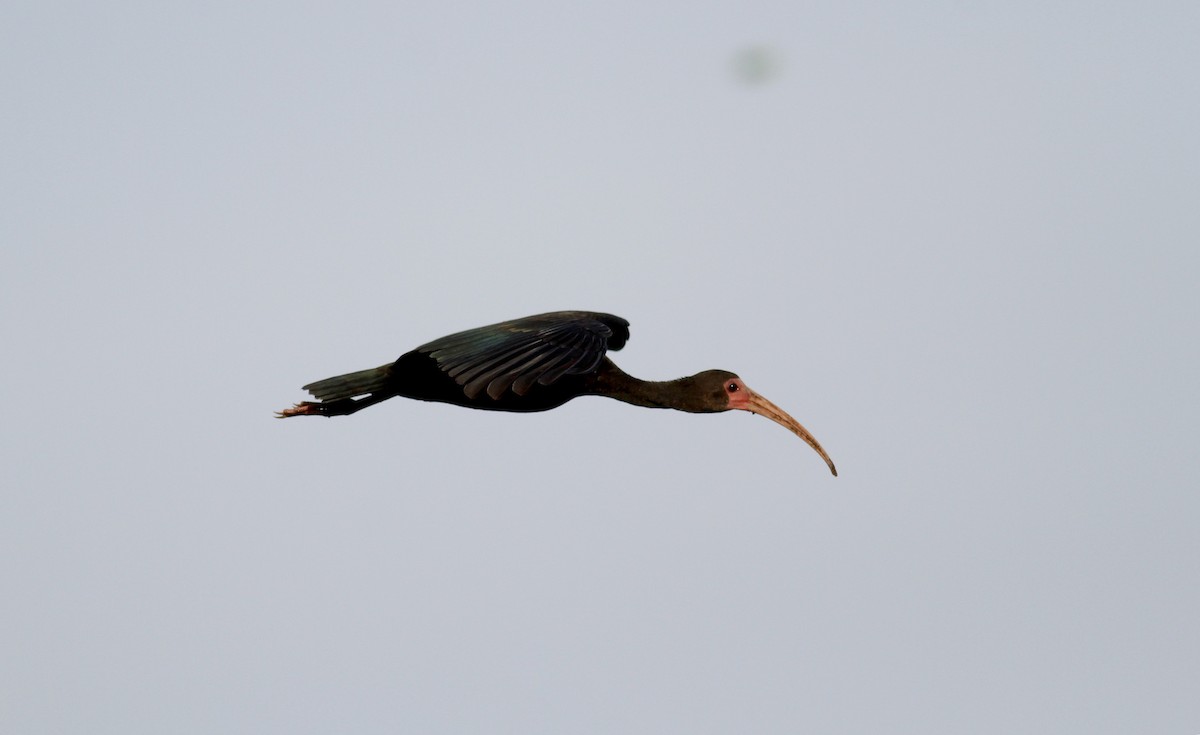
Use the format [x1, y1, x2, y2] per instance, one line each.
[724, 377, 837, 476]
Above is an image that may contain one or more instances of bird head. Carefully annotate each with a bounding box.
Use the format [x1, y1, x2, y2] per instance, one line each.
[689, 369, 838, 476]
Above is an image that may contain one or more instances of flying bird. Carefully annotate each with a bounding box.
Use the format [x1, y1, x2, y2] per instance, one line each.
[277, 311, 836, 475]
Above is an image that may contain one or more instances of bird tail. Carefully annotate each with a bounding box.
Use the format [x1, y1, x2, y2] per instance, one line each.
[302, 364, 393, 401]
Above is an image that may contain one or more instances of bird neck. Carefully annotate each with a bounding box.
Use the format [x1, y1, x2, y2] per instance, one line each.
[591, 359, 711, 412]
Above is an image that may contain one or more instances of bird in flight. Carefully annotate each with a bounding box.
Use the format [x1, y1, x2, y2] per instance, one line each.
[277, 311, 836, 475]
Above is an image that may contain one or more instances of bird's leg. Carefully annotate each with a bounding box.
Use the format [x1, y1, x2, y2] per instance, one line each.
[275, 393, 391, 418]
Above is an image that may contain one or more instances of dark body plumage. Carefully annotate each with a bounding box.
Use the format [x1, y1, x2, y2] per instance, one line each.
[278, 310, 837, 475]
[389, 352, 735, 413]
[386, 350, 611, 413]
[290, 312, 648, 415]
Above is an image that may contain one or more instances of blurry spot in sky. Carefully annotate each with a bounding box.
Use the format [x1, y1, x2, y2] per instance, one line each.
[732, 45, 782, 85]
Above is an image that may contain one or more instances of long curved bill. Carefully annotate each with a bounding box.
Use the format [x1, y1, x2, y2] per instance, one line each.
[745, 390, 837, 476]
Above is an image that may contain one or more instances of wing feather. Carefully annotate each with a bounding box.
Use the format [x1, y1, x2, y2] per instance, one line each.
[448, 338, 541, 382]
[463, 343, 552, 399]
[418, 311, 630, 401]
[480, 331, 591, 400]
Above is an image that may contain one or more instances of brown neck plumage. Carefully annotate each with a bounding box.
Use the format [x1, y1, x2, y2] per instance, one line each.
[589, 359, 717, 413]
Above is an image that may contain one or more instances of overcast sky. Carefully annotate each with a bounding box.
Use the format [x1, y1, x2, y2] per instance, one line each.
[3, 2, 1198, 733]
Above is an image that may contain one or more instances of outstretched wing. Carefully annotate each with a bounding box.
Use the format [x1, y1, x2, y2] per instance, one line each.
[417, 311, 630, 400]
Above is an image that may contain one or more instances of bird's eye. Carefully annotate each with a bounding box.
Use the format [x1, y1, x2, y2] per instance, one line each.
[727, 382, 739, 392]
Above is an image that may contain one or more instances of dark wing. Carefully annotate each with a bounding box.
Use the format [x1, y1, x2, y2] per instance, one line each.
[417, 311, 630, 400]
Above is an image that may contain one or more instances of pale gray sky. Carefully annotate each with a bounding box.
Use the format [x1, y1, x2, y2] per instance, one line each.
[3, 2, 1198, 733]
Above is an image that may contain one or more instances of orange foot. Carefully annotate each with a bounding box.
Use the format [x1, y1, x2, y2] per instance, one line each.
[275, 402, 320, 418]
